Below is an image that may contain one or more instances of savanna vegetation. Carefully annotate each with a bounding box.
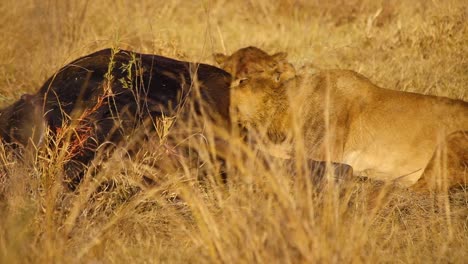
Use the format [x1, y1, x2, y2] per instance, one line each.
[0, 0, 467, 263]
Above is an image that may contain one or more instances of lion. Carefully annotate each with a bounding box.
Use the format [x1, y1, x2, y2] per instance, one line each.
[216, 48, 468, 191]
[214, 47, 357, 183]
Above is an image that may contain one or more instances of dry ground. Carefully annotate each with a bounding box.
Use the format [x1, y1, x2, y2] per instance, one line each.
[0, 0, 467, 263]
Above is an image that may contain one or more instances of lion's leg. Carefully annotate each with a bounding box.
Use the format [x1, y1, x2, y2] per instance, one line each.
[410, 130, 468, 193]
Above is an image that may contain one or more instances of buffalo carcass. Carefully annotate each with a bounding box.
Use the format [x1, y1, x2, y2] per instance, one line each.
[0, 48, 231, 190]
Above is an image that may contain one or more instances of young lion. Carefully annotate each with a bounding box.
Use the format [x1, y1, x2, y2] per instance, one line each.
[214, 47, 356, 182]
[228, 66, 468, 191]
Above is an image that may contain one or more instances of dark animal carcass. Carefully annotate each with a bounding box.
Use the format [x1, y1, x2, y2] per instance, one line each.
[0, 48, 231, 189]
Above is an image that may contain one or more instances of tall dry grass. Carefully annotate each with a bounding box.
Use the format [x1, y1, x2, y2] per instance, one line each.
[0, 0, 467, 263]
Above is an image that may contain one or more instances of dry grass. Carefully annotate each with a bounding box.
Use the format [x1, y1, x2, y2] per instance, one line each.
[1, 0, 467, 263]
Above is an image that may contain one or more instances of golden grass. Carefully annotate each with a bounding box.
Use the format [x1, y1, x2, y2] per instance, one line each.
[1, 0, 467, 263]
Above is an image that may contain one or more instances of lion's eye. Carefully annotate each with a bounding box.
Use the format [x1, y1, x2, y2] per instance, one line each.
[274, 73, 281, 82]
[239, 78, 249, 85]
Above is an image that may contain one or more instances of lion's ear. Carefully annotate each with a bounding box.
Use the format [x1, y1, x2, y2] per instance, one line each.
[272, 52, 288, 62]
[213, 53, 228, 65]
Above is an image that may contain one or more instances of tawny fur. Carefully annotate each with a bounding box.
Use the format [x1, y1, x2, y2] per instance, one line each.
[218, 47, 468, 191]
